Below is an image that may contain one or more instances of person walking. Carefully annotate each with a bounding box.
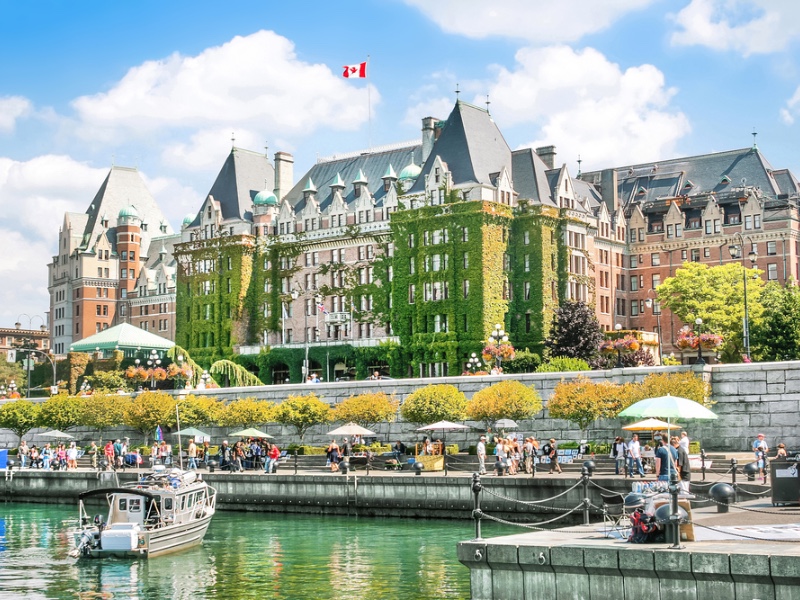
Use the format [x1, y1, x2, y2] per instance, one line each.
[679, 431, 690, 454]
[654, 438, 675, 483]
[18, 441, 29, 468]
[187, 439, 198, 470]
[67, 442, 78, 470]
[547, 438, 562, 474]
[88, 441, 98, 470]
[476, 435, 487, 475]
[753, 433, 769, 483]
[612, 436, 628, 476]
[671, 436, 691, 493]
[627, 434, 645, 477]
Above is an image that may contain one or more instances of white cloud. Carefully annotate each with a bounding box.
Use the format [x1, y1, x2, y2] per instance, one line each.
[71, 30, 377, 145]
[404, 0, 654, 43]
[670, 0, 800, 56]
[780, 86, 800, 125]
[0, 96, 32, 132]
[162, 127, 268, 172]
[482, 45, 690, 169]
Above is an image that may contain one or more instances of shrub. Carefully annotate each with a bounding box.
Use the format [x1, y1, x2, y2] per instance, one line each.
[400, 384, 467, 425]
[502, 349, 542, 374]
[467, 380, 542, 429]
[333, 392, 399, 428]
[536, 357, 591, 373]
[272, 393, 332, 442]
[547, 376, 620, 431]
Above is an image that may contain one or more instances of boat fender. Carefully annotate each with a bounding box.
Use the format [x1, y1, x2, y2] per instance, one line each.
[138, 536, 146, 547]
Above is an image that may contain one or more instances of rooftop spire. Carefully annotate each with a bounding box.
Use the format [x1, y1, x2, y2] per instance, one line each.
[752, 127, 758, 150]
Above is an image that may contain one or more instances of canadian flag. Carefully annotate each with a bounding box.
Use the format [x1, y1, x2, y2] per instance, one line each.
[342, 61, 367, 78]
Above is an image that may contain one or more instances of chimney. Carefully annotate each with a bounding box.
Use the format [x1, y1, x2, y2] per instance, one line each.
[422, 117, 437, 163]
[535, 145, 557, 170]
[273, 152, 294, 202]
[600, 168, 619, 215]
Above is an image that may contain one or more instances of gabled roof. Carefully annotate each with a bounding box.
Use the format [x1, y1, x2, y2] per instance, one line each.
[408, 101, 512, 194]
[511, 148, 558, 208]
[190, 148, 274, 227]
[69, 322, 174, 352]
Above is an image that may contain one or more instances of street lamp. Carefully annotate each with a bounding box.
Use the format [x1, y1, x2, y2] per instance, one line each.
[644, 290, 663, 365]
[291, 286, 322, 380]
[728, 233, 758, 360]
[614, 323, 624, 368]
[488, 323, 509, 371]
[147, 349, 161, 389]
[8, 380, 17, 396]
[467, 353, 482, 373]
[200, 370, 211, 389]
[695, 318, 705, 365]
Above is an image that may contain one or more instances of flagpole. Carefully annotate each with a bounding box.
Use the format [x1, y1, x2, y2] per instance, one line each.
[366, 55, 371, 151]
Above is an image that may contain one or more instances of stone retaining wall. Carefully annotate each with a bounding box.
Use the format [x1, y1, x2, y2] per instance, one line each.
[3, 361, 800, 452]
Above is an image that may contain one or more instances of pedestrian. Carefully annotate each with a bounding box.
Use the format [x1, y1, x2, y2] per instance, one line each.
[88, 441, 98, 470]
[41, 443, 52, 470]
[370, 370, 382, 380]
[476, 435, 487, 475]
[67, 442, 78, 469]
[56, 444, 67, 470]
[671, 436, 691, 493]
[218, 440, 232, 471]
[654, 438, 675, 482]
[113, 439, 124, 469]
[753, 433, 769, 482]
[547, 438, 562, 474]
[392, 440, 407, 462]
[202, 440, 211, 465]
[327, 439, 340, 472]
[612, 436, 628, 476]
[627, 434, 645, 477]
[104, 440, 115, 469]
[187, 438, 198, 470]
[150, 442, 159, 466]
[776, 443, 788, 459]
[18, 440, 29, 468]
[679, 431, 690, 454]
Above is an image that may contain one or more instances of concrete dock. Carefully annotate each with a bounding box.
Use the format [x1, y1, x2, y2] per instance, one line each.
[458, 498, 800, 600]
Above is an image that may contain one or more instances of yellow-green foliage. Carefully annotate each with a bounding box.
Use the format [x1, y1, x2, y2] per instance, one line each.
[209, 359, 263, 387]
[333, 392, 399, 428]
[218, 397, 272, 428]
[0, 400, 40, 441]
[467, 380, 543, 428]
[78, 394, 125, 437]
[400, 384, 467, 425]
[624, 372, 711, 407]
[272, 393, 332, 441]
[179, 394, 226, 426]
[38, 395, 83, 431]
[121, 391, 176, 444]
[548, 376, 621, 431]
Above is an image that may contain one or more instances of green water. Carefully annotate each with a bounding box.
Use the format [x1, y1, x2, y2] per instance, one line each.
[0, 503, 474, 599]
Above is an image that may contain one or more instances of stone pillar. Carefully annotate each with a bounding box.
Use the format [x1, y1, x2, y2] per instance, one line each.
[457, 540, 492, 599]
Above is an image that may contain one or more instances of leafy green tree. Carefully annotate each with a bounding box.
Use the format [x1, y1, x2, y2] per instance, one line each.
[467, 380, 542, 429]
[272, 393, 332, 442]
[38, 395, 83, 431]
[750, 281, 800, 361]
[502, 349, 542, 374]
[177, 394, 225, 427]
[624, 372, 710, 407]
[536, 357, 591, 373]
[0, 400, 41, 443]
[658, 262, 764, 358]
[544, 301, 604, 361]
[78, 393, 125, 441]
[400, 384, 467, 425]
[217, 397, 273, 428]
[121, 391, 176, 446]
[547, 376, 620, 433]
[86, 370, 130, 393]
[333, 392, 399, 428]
[0, 362, 25, 390]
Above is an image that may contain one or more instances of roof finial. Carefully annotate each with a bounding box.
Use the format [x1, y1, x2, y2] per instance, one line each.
[111, 153, 115, 167]
[231, 131, 236, 149]
[485, 94, 491, 114]
[455, 83, 460, 100]
[264, 140, 269, 157]
[577, 155, 582, 178]
[752, 127, 758, 150]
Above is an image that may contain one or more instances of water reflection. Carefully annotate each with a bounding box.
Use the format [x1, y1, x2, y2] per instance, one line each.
[0, 504, 471, 599]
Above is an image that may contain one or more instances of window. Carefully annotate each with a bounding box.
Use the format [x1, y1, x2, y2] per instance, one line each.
[463, 279, 469, 298]
[675, 224, 682, 237]
[638, 228, 645, 242]
[630, 276, 639, 291]
[714, 219, 721, 234]
[630, 255, 638, 268]
[524, 281, 531, 300]
[754, 215, 761, 228]
[130, 251, 135, 261]
[121, 268, 127, 279]
[631, 301, 639, 316]
[524, 255, 530, 272]
[408, 233, 415, 248]
[651, 253, 660, 266]
[691, 249, 700, 262]
[681, 249, 687, 260]
[629, 229, 637, 243]
[652, 274, 661, 288]
[745, 215, 753, 230]
[408, 284, 415, 304]
[705, 220, 712, 234]
[523, 231, 529, 245]
[767, 241, 777, 256]
[704, 247, 711, 258]
[768, 263, 778, 280]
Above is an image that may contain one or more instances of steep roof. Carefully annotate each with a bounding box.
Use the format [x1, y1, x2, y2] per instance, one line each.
[408, 101, 512, 194]
[69, 322, 174, 352]
[511, 148, 558, 208]
[286, 144, 422, 213]
[192, 147, 275, 226]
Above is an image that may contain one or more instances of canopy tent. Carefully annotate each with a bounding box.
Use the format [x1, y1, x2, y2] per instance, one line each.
[326, 423, 377, 437]
[69, 322, 174, 359]
[228, 428, 273, 439]
[35, 429, 74, 439]
[622, 418, 682, 432]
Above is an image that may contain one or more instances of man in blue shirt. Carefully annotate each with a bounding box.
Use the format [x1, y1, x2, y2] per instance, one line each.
[654, 439, 677, 482]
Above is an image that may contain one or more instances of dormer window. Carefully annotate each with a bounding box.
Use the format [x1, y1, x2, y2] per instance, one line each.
[720, 175, 731, 185]
[683, 180, 694, 190]
[636, 186, 647, 196]
[435, 167, 440, 184]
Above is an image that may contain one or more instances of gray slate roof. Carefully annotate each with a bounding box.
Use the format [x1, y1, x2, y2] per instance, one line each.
[408, 101, 512, 194]
[511, 148, 558, 208]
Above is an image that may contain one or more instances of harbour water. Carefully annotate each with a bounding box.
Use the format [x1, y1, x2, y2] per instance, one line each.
[0, 502, 473, 599]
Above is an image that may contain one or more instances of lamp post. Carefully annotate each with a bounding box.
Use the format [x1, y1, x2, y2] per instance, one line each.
[291, 285, 321, 380]
[200, 370, 211, 389]
[147, 349, 161, 389]
[644, 290, 663, 365]
[614, 323, 623, 368]
[695, 318, 705, 365]
[488, 323, 509, 372]
[467, 353, 482, 374]
[8, 380, 18, 397]
[728, 233, 758, 361]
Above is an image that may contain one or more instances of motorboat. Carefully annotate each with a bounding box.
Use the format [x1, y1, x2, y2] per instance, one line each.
[72, 466, 217, 558]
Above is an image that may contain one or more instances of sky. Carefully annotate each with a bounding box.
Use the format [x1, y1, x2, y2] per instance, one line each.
[2, 0, 800, 327]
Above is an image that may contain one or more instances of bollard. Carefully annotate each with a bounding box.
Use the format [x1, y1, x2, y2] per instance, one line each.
[730, 458, 738, 503]
[701, 449, 707, 481]
[472, 473, 483, 540]
[444, 454, 448, 477]
[294, 451, 298, 476]
[414, 462, 424, 476]
[581, 466, 590, 526]
[668, 470, 683, 549]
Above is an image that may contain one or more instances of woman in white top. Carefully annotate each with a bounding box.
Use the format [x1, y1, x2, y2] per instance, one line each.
[679, 432, 690, 454]
[67, 442, 79, 470]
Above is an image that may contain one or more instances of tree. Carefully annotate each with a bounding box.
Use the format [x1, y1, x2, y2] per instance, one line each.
[333, 392, 399, 428]
[400, 384, 467, 425]
[86, 370, 130, 393]
[544, 301, 604, 361]
[750, 281, 800, 361]
[0, 400, 41, 444]
[217, 397, 273, 428]
[624, 372, 711, 408]
[77, 393, 125, 440]
[178, 394, 226, 427]
[272, 393, 332, 442]
[467, 380, 542, 430]
[121, 391, 176, 446]
[209, 359, 263, 387]
[658, 262, 764, 358]
[546, 376, 619, 432]
[38, 395, 83, 431]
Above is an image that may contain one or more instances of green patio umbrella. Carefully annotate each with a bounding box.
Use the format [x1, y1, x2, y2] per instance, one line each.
[228, 427, 273, 439]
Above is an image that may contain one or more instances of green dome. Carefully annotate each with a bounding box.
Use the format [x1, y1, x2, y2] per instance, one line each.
[398, 161, 421, 181]
[254, 190, 278, 206]
[118, 205, 139, 219]
[182, 213, 196, 226]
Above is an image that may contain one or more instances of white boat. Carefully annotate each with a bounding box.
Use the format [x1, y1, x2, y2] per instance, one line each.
[72, 466, 217, 558]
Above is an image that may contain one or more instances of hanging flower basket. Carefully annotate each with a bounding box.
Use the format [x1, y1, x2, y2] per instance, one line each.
[675, 330, 696, 350]
[599, 340, 616, 354]
[698, 332, 723, 350]
[482, 343, 515, 363]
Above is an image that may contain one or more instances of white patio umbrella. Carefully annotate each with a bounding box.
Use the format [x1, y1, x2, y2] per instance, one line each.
[326, 422, 377, 437]
[495, 419, 519, 430]
[36, 429, 74, 440]
[622, 418, 682, 432]
[228, 428, 273, 438]
[416, 421, 471, 454]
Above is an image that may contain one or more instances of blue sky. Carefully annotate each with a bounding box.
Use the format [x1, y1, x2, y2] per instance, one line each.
[2, 0, 800, 325]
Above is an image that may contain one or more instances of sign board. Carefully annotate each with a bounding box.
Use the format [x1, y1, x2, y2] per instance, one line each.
[23, 358, 35, 371]
[6, 349, 15, 363]
[325, 312, 350, 324]
[50, 386, 59, 395]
